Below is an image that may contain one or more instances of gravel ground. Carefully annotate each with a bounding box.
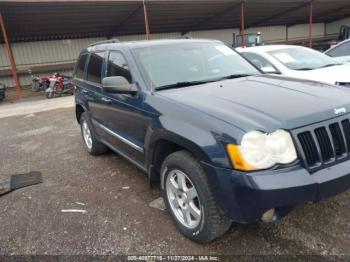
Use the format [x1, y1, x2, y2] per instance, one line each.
[0, 103, 349, 258]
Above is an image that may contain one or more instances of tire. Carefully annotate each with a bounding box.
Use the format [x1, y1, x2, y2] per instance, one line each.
[41, 82, 48, 92]
[161, 150, 232, 243]
[31, 81, 40, 92]
[45, 91, 54, 99]
[80, 112, 108, 155]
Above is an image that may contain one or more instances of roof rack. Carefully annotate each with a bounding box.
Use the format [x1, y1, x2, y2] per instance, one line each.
[88, 39, 120, 47]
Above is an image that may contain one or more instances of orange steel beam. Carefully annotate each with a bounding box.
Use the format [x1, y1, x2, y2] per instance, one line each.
[0, 13, 22, 97]
[308, 1, 313, 48]
[240, 1, 245, 47]
[143, 0, 151, 40]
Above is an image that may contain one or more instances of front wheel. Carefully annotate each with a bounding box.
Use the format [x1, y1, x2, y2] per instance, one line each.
[161, 150, 232, 243]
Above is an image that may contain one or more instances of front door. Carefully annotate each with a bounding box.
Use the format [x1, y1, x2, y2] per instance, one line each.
[96, 50, 151, 168]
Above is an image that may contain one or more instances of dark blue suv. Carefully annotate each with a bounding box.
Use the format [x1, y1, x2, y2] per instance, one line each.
[74, 39, 350, 242]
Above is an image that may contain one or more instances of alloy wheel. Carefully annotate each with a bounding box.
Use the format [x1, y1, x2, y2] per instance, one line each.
[166, 169, 202, 228]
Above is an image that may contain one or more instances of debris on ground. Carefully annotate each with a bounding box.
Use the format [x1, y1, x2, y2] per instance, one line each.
[0, 171, 42, 196]
[149, 197, 166, 211]
[61, 209, 87, 214]
[75, 202, 86, 206]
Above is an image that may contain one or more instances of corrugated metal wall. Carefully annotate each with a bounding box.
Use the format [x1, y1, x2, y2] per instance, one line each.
[326, 17, 350, 35]
[0, 37, 105, 69]
[0, 37, 105, 87]
[1, 18, 348, 87]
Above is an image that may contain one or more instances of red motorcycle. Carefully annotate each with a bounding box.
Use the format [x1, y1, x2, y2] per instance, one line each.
[45, 73, 74, 99]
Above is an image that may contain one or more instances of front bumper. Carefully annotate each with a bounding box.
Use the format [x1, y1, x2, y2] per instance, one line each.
[201, 160, 350, 223]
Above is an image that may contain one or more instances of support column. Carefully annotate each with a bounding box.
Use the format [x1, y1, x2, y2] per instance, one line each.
[143, 0, 151, 40]
[0, 13, 22, 97]
[308, 1, 313, 48]
[240, 1, 245, 47]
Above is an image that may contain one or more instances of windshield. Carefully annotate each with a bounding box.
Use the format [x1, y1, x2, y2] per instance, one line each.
[132, 42, 260, 90]
[268, 47, 338, 70]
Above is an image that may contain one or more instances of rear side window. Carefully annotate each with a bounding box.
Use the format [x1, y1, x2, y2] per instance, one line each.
[107, 51, 132, 83]
[86, 52, 104, 84]
[75, 54, 88, 79]
[326, 42, 350, 57]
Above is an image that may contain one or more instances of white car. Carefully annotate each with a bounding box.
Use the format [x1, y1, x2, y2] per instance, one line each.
[236, 45, 350, 87]
[325, 39, 350, 64]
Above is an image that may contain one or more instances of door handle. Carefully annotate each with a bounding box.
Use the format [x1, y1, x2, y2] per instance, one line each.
[101, 97, 112, 103]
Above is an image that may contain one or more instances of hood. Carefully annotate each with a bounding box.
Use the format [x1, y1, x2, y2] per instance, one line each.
[332, 56, 350, 65]
[158, 75, 350, 132]
[288, 64, 350, 85]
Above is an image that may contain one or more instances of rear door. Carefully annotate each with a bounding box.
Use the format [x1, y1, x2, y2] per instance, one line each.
[83, 52, 108, 127]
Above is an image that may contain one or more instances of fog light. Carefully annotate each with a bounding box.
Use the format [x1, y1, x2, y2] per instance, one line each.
[261, 208, 275, 222]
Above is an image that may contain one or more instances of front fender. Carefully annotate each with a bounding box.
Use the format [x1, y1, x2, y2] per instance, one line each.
[144, 117, 236, 214]
[145, 116, 232, 169]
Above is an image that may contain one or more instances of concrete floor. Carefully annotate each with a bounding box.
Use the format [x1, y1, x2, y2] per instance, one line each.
[0, 98, 349, 256]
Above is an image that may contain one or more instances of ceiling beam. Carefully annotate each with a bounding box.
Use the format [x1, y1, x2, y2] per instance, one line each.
[107, 4, 143, 39]
[287, 3, 350, 27]
[181, 2, 241, 35]
[246, 0, 311, 29]
[321, 4, 350, 24]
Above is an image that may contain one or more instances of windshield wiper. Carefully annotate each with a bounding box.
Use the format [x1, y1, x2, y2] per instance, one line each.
[295, 63, 341, 71]
[155, 80, 212, 91]
[155, 74, 253, 91]
[319, 63, 341, 68]
[217, 74, 253, 80]
[295, 67, 314, 71]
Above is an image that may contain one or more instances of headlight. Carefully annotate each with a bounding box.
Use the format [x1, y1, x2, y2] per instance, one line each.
[227, 129, 297, 171]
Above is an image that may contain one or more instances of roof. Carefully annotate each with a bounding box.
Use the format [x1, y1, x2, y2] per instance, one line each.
[236, 45, 303, 52]
[1, 0, 350, 43]
[87, 38, 220, 51]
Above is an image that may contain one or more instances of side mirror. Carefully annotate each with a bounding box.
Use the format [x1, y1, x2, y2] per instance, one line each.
[102, 76, 138, 95]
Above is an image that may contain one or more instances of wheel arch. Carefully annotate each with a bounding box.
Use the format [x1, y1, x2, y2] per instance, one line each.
[146, 131, 215, 188]
[75, 103, 87, 123]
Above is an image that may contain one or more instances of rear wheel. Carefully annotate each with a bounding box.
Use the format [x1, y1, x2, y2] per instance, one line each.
[161, 150, 232, 243]
[80, 112, 107, 155]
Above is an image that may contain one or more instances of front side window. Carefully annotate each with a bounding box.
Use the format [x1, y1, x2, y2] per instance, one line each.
[132, 42, 260, 89]
[107, 51, 132, 83]
[86, 52, 104, 84]
[268, 47, 338, 70]
[326, 42, 350, 57]
[241, 52, 279, 73]
[75, 54, 88, 79]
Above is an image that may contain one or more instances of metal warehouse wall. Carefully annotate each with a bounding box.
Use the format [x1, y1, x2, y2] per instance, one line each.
[326, 17, 350, 35]
[0, 37, 105, 87]
[0, 18, 349, 87]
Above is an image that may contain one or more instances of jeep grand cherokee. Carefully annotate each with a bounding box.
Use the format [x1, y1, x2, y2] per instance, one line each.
[74, 39, 350, 243]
